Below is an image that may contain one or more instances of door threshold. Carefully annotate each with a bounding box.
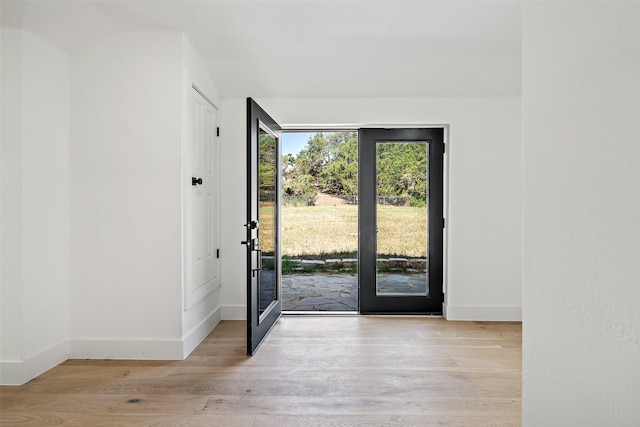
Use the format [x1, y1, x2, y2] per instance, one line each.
[282, 311, 359, 316]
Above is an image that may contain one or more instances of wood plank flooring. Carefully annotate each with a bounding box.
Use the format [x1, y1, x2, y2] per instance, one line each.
[0, 317, 522, 426]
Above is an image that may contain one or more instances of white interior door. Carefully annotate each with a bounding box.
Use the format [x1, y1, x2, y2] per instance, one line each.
[186, 87, 220, 308]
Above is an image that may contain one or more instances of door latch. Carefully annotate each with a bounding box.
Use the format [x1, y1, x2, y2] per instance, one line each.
[192, 177, 203, 186]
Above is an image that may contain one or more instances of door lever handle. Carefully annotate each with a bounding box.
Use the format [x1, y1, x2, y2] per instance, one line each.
[192, 177, 203, 186]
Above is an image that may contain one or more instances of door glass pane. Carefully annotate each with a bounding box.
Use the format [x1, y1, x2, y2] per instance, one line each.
[376, 142, 428, 296]
[259, 127, 277, 316]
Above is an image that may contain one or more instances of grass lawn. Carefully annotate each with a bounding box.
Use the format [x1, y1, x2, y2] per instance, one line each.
[260, 203, 427, 259]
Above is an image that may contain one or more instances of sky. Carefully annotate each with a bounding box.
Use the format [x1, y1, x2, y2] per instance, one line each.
[281, 132, 314, 157]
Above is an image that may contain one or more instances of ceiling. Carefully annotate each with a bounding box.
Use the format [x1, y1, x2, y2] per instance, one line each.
[1, 0, 522, 98]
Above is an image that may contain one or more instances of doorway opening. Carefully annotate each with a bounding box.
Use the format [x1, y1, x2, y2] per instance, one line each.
[246, 99, 445, 353]
[281, 131, 359, 312]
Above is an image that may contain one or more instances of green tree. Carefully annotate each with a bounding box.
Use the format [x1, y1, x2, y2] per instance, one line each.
[283, 132, 357, 203]
[318, 132, 358, 195]
[283, 132, 428, 206]
[376, 142, 427, 206]
[282, 149, 316, 203]
[259, 131, 276, 202]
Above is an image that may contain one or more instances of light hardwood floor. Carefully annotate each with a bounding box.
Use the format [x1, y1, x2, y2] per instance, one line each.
[0, 317, 522, 426]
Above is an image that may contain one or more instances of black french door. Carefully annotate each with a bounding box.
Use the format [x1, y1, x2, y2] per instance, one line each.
[245, 98, 282, 354]
[245, 119, 444, 353]
[358, 128, 444, 314]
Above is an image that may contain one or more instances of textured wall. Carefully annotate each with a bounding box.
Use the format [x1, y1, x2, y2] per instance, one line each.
[523, 2, 640, 425]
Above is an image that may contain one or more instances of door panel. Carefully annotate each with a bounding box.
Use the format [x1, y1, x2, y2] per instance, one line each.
[186, 88, 220, 309]
[246, 98, 282, 354]
[359, 128, 444, 314]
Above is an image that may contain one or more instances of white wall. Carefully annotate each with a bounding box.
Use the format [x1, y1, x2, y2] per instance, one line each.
[1, 28, 222, 384]
[69, 31, 185, 358]
[68, 30, 222, 361]
[220, 96, 522, 321]
[1, 27, 24, 380]
[180, 34, 223, 357]
[522, 2, 640, 425]
[0, 28, 70, 385]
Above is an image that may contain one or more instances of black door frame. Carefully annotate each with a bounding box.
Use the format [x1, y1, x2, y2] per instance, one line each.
[358, 128, 445, 314]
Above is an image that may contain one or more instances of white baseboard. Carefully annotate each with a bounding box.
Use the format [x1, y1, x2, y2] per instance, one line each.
[1, 309, 226, 385]
[0, 340, 69, 386]
[443, 303, 522, 321]
[69, 307, 224, 361]
[69, 338, 183, 360]
[182, 306, 221, 358]
[221, 304, 246, 320]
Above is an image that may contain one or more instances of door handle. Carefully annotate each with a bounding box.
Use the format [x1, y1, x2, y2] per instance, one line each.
[192, 177, 203, 186]
[249, 248, 261, 277]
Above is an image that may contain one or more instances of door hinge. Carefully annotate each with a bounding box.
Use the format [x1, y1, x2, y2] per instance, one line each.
[443, 143, 446, 154]
[443, 218, 446, 229]
[216, 249, 220, 258]
[216, 127, 220, 137]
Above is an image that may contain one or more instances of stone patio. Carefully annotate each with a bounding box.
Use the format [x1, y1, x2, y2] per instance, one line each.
[282, 273, 427, 311]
